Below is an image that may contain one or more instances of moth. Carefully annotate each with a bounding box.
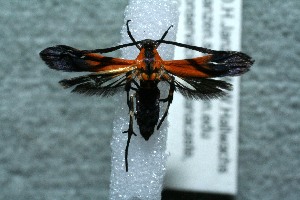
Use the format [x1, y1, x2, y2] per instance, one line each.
[40, 20, 254, 171]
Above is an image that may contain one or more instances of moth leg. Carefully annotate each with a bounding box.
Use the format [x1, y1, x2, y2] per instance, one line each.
[125, 80, 139, 107]
[157, 77, 175, 130]
[131, 79, 140, 89]
[125, 82, 131, 108]
[122, 93, 136, 172]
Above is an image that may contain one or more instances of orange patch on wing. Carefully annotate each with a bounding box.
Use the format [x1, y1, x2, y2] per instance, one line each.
[82, 53, 136, 73]
[163, 55, 213, 78]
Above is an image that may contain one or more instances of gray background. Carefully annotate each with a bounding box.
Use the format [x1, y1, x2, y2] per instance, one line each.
[0, 0, 299, 200]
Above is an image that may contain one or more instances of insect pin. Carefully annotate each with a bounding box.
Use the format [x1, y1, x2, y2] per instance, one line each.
[40, 20, 254, 171]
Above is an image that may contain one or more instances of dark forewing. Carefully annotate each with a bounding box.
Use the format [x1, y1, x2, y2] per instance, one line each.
[164, 51, 253, 78]
[207, 51, 253, 76]
[163, 50, 253, 100]
[39, 45, 135, 72]
[161, 40, 254, 77]
[40, 45, 137, 97]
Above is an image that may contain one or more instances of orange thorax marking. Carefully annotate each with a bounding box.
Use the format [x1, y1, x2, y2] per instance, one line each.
[135, 48, 164, 81]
